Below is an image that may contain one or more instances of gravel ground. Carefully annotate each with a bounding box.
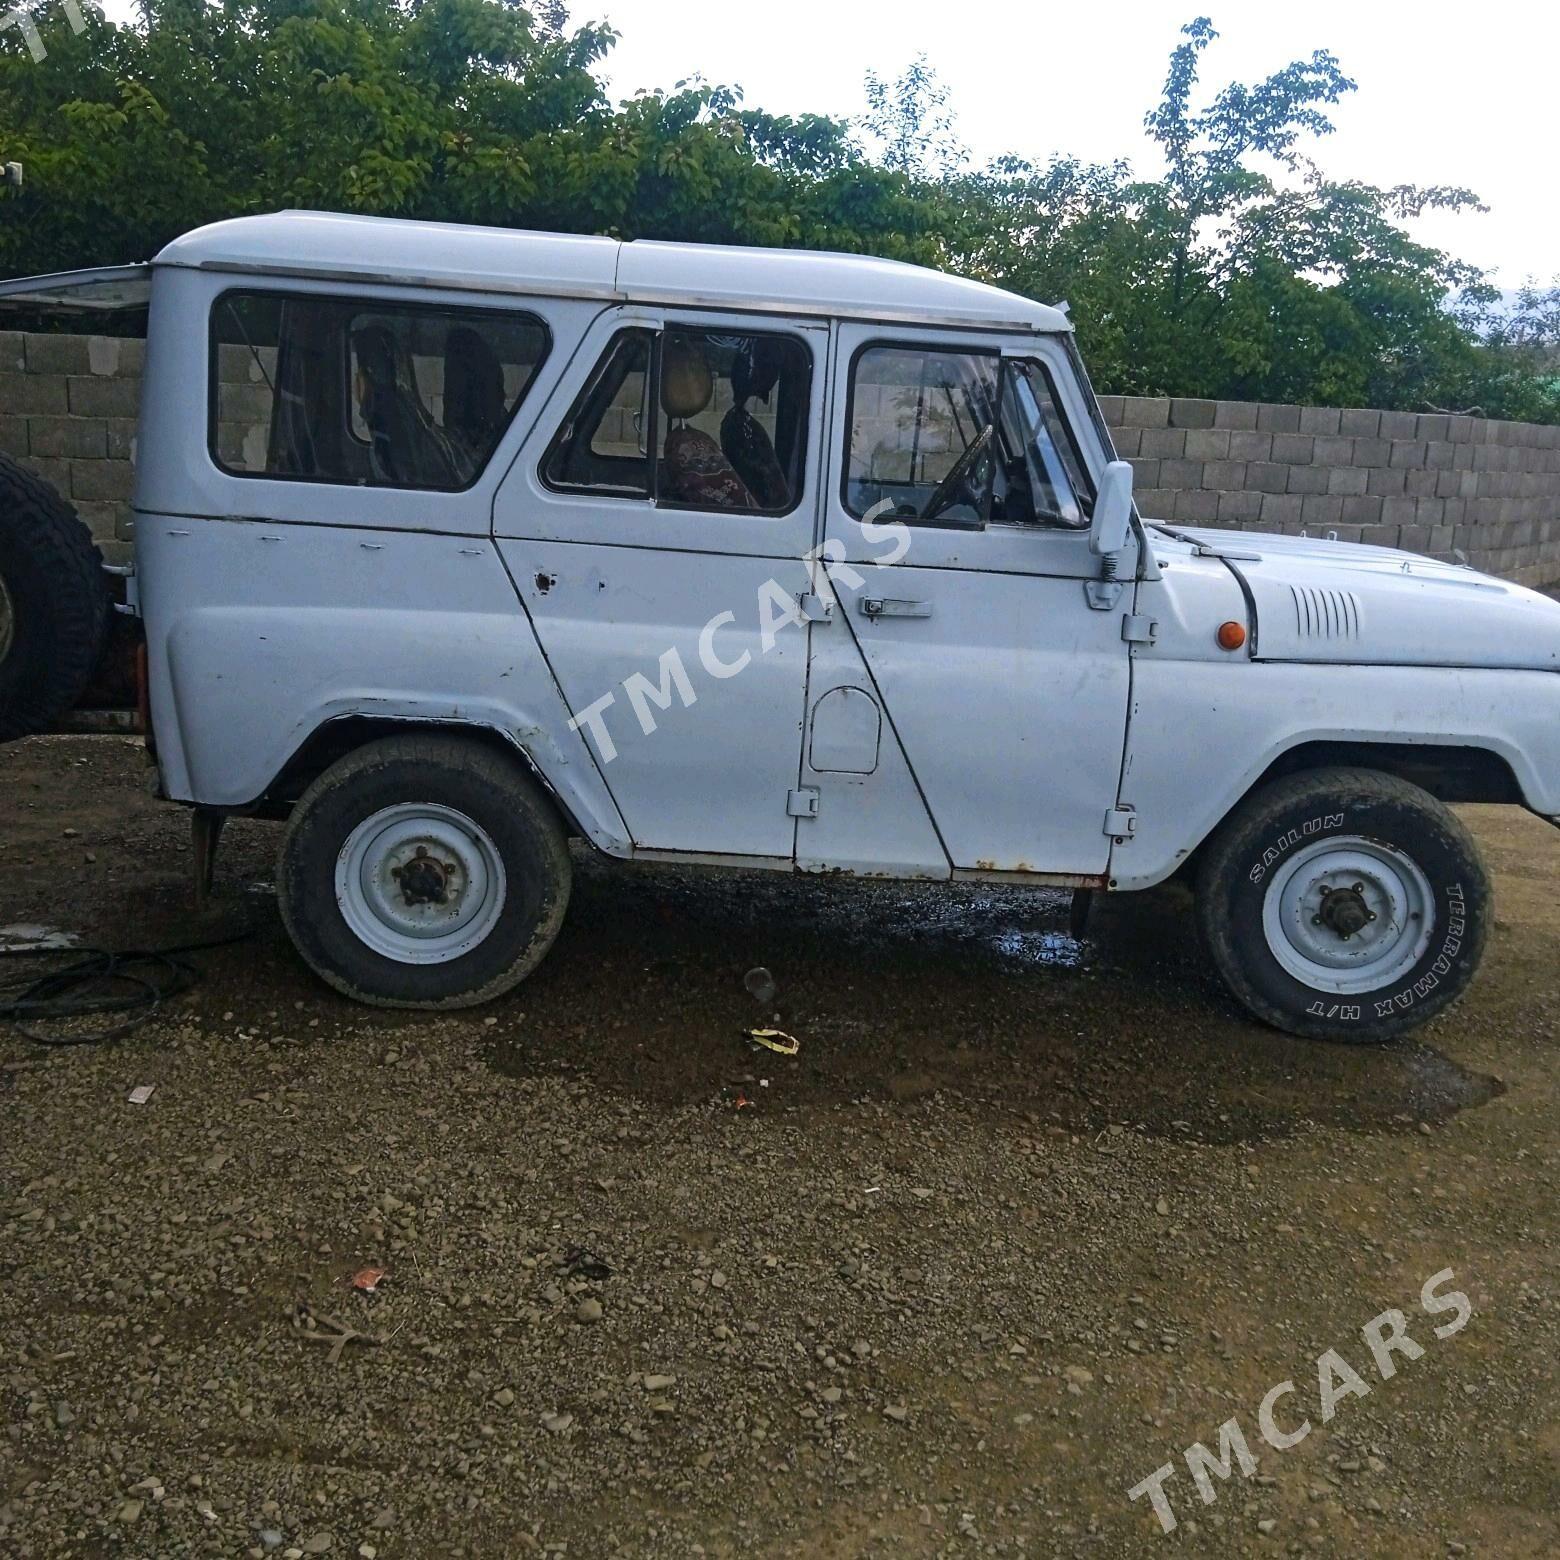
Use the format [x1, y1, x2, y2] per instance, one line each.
[1, 735, 1556, 1558]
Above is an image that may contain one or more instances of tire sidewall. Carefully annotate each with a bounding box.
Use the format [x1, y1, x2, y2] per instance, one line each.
[281, 753, 567, 1007]
[0, 534, 46, 708]
[1213, 785, 1485, 1040]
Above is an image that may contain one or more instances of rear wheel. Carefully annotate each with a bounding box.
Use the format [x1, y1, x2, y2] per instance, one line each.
[1196, 767, 1489, 1042]
[0, 453, 110, 741]
[278, 735, 571, 1008]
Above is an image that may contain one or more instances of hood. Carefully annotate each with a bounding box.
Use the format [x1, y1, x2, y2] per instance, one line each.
[1151, 525, 1560, 673]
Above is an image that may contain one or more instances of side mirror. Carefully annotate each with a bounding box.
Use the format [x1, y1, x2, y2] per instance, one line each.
[1089, 460, 1135, 557]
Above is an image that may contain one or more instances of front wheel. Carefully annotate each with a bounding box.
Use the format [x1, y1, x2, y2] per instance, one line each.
[1196, 767, 1489, 1042]
[278, 735, 571, 1008]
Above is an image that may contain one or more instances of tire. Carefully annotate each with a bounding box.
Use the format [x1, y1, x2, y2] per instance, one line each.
[0, 451, 111, 742]
[1195, 767, 1489, 1043]
[277, 735, 572, 1009]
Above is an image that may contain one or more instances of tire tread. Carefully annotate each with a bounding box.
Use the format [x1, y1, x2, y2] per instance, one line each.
[0, 452, 110, 742]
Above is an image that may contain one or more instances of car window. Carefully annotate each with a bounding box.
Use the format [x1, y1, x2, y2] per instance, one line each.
[1001, 360, 1092, 527]
[210, 292, 549, 490]
[544, 330, 656, 497]
[845, 344, 1092, 530]
[542, 326, 811, 515]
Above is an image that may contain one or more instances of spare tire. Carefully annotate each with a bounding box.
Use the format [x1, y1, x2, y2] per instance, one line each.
[0, 451, 112, 742]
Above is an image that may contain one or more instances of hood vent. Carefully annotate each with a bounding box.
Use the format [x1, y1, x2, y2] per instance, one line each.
[1289, 585, 1361, 640]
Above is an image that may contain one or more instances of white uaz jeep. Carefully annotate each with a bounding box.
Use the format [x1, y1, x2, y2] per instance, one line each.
[2, 212, 1558, 1040]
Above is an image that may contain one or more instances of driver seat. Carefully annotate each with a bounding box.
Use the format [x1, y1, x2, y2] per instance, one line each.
[720, 339, 790, 508]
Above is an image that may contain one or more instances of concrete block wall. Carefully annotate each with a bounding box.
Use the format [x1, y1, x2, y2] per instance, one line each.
[3, 331, 1559, 587]
[1099, 395, 1560, 589]
[0, 330, 142, 563]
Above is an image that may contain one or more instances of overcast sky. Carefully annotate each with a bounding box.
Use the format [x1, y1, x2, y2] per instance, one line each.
[88, 0, 1555, 285]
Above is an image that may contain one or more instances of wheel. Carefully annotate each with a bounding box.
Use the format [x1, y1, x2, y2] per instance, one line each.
[277, 735, 571, 1009]
[1195, 767, 1489, 1042]
[0, 452, 110, 741]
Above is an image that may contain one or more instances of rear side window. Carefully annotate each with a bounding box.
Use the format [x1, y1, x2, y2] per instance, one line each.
[542, 326, 811, 515]
[211, 292, 549, 490]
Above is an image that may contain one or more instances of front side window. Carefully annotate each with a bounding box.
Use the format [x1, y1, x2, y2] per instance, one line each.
[211, 292, 549, 490]
[845, 344, 1092, 530]
[543, 326, 811, 515]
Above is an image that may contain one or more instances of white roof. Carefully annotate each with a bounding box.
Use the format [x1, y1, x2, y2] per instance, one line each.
[154, 210, 1071, 334]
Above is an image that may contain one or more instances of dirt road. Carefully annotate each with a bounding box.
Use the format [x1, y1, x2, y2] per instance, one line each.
[2, 736, 1556, 1557]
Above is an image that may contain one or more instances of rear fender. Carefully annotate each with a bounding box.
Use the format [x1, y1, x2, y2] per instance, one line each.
[155, 611, 630, 852]
[136, 518, 631, 853]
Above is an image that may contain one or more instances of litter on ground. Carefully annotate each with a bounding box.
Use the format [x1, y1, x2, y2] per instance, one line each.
[745, 1028, 799, 1056]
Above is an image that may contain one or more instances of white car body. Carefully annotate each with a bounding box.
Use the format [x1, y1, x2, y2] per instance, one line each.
[116, 211, 1558, 895]
[9, 209, 1552, 1031]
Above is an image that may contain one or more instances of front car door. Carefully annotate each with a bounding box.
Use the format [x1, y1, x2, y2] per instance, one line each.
[493, 309, 827, 861]
[806, 324, 1136, 878]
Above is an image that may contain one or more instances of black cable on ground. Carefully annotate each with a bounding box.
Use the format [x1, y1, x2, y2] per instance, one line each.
[0, 927, 254, 1045]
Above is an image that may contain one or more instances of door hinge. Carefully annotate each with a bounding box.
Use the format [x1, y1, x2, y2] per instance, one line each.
[1121, 613, 1158, 644]
[1103, 805, 1137, 839]
[797, 592, 832, 623]
[786, 787, 820, 819]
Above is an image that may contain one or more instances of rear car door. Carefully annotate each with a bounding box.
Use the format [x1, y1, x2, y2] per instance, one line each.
[493, 309, 827, 860]
[807, 324, 1136, 878]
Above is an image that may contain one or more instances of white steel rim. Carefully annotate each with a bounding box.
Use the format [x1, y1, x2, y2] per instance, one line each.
[335, 803, 506, 965]
[1261, 835, 1435, 995]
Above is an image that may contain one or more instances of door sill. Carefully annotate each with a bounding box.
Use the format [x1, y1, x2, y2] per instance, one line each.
[951, 866, 1109, 889]
[616, 848, 1108, 889]
[627, 846, 797, 873]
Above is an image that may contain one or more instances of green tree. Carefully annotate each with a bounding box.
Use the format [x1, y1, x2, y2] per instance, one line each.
[0, 2, 941, 270]
[2, 4, 1555, 422]
[905, 20, 1556, 421]
[861, 52, 966, 181]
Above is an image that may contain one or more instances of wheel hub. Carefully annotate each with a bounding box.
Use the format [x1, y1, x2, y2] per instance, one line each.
[1315, 883, 1373, 939]
[393, 846, 456, 906]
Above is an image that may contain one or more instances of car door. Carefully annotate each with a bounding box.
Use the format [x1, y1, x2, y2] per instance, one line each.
[806, 324, 1136, 879]
[493, 309, 827, 860]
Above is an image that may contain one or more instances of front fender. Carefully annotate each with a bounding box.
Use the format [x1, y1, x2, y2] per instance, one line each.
[1114, 660, 1560, 890]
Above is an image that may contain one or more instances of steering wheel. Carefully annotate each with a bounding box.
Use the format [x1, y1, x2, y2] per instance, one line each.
[920, 424, 994, 523]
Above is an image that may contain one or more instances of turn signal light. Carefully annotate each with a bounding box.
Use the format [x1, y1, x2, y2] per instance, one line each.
[1217, 620, 1247, 651]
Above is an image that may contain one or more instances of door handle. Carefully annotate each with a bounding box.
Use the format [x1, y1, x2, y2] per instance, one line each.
[860, 596, 932, 619]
